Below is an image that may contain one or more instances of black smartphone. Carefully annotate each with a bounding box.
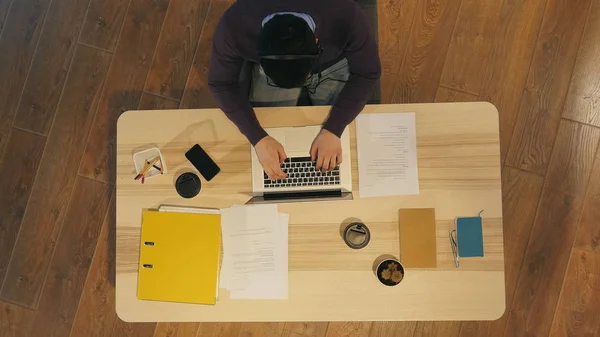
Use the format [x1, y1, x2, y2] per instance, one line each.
[185, 144, 220, 181]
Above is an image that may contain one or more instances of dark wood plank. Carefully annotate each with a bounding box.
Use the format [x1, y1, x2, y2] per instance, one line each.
[0, 129, 45, 289]
[439, 0, 503, 94]
[574, 147, 600, 253]
[153, 323, 199, 337]
[180, 0, 234, 109]
[196, 323, 241, 337]
[325, 322, 371, 337]
[28, 177, 112, 337]
[70, 191, 116, 337]
[391, 0, 462, 103]
[368, 322, 416, 337]
[238, 323, 285, 337]
[505, 120, 600, 337]
[505, 0, 592, 175]
[144, 0, 210, 101]
[413, 321, 461, 337]
[0, 0, 53, 159]
[0, 301, 35, 337]
[0, 45, 111, 308]
[380, 71, 399, 104]
[461, 317, 499, 337]
[78, 0, 170, 184]
[562, 0, 600, 127]
[139, 92, 180, 110]
[12, 0, 93, 135]
[550, 249, 600, 336]
[110, 320, 157, 337]
[282, 322, 328, 337]
[460, 167, 545, 337]
[478, 0, 548, 162]
[79, 0, 129, 51]
[434, 86, 477, 102]
[0, 0, 11, 33]
[375, 0, 419, 76]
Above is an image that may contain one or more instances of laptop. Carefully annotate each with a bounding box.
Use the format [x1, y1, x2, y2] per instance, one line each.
[248, 125, 353, 204]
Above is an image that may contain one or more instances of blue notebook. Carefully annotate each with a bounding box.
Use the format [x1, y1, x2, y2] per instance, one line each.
[456, 216, 484, 257]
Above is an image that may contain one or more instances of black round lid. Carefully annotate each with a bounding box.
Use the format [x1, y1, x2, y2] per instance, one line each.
[343, 222, 370, 249]
[175, 172, 201, 198]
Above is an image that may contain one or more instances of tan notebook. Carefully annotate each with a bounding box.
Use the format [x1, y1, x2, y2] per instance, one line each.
[399, 208, 437, 268]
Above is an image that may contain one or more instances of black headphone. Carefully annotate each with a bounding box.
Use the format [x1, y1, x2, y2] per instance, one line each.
[259, 43, 323, 61]
[260, 54, 317, 60]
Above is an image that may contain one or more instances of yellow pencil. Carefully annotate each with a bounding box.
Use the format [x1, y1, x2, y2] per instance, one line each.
[134, 156, 160, 180]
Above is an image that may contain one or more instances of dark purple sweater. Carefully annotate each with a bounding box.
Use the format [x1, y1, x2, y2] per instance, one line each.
[208, 0, 381, 145]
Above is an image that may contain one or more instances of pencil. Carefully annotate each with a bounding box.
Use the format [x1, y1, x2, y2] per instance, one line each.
[152, 164, 163, 173]
[134, 156, 161, 180]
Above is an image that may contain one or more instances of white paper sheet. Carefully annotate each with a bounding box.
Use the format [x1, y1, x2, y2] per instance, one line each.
[356, 112, 420, 197]
[228, 214, 288, 299]
[220, 205, 288, 299]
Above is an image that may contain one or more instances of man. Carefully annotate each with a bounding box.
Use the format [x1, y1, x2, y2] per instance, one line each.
[208, 0, 381, 180]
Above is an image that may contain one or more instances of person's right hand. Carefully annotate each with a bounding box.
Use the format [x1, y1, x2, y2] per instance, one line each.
[255, 136, 287, 180]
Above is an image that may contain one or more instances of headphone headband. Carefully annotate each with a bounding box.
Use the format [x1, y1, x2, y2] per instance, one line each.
[259, 43, 323, 61]
[259, 54, 318, 60]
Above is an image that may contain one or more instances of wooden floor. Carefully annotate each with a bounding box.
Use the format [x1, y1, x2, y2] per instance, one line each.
[1, 0, 600, 335]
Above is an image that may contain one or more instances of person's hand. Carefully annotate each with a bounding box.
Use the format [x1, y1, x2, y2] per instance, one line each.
[310, 129, 342, 171]
[255, 136, 287, 180]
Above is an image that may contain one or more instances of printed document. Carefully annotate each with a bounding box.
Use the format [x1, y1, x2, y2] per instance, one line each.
[220, 204, 288, 299]
[356, 112, 419, 197]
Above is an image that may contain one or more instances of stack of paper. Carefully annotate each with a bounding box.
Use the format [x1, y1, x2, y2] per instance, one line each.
[220, 204, 288, 299]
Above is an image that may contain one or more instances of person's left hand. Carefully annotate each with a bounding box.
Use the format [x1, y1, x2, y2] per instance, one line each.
[310, 129, 342, 171]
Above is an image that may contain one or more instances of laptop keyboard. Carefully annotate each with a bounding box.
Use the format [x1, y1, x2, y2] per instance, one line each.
[264, 156, 340, 188]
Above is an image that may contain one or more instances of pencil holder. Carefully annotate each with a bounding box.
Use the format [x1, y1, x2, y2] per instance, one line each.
[133, 147, 167, 180]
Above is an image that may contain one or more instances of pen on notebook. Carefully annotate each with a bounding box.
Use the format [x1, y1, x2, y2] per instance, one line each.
[449, 230, 459, 268]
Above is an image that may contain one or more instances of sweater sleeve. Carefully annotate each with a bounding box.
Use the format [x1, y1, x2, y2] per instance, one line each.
[321, 5, 381, 137]
[208, 18, 268, 146]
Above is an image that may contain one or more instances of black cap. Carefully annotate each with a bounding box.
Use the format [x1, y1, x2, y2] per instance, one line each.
[175, 172, 201, 198]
